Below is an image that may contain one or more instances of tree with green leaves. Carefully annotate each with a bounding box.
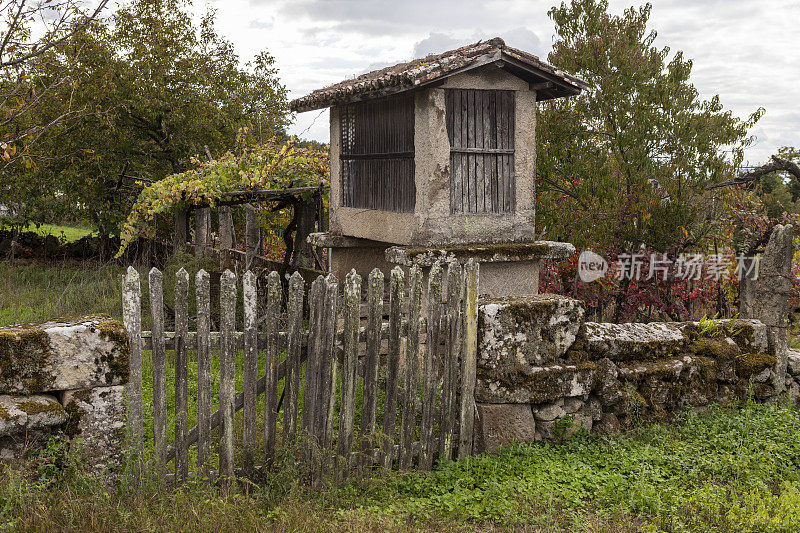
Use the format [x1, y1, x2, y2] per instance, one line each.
[537, 0, 763, 253]
[8, 0, 289, 256]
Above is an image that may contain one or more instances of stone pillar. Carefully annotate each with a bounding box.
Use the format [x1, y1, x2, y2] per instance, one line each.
[740, 224, 794, 393]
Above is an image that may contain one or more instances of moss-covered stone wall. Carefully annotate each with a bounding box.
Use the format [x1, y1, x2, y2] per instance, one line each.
[476, 298, 794, 450]
[0, 316, 129, 472]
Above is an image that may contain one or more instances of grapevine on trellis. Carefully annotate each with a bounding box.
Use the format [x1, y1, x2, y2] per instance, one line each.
[116, 137, 329, 256]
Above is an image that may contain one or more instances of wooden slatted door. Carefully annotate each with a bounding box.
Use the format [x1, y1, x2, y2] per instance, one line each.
[340, 93, 415, 213]
[445, 89, 515, 214]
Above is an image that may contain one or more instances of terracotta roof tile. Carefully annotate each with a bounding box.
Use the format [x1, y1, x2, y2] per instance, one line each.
[290, 37, 589, 113]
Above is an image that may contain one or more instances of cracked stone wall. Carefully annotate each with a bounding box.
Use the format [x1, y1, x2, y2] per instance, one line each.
[475, 296, 795, 453]
[0, 316, 128, 472]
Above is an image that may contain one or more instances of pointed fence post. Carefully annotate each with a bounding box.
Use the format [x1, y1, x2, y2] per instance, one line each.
[196, 269, 212, 476]
[219, 270, 237, 482]
[337, 269, 361, 483]
[381, 267, 404, 471]
[174, 268, 189, 482]
[122, 267, 143, 480]
[148, 268, 167, 476]
[242, 270, 258, 476]
[399, 265, 423, 469]
[458, 259, 479, 458]
[420, 262, 442, 470]
[284, 272, 305, 444]
[319, 273, 339, 481]
[264, 271, 281, 465]
[359, 269, 384, 477]
[303, 276, 326, 467]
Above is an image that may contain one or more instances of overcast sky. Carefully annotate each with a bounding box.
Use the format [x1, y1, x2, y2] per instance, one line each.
[196, 0, 799, 165]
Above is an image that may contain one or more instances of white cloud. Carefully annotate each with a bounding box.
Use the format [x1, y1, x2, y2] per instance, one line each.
[198, 0, 799, 164]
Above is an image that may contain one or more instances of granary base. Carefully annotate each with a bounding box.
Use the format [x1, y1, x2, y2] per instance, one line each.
[309, 233, 575, 298]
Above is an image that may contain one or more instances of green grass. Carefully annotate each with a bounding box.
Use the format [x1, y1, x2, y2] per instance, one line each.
[1, 223, 94, 243]
[0, 261, 123, 326]
[4, 261, 800, 530]
[3, 402, 800, 531]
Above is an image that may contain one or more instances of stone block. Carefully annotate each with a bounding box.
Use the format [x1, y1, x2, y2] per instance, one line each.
[787, 349, 800, 375]
[0, 394, 67, 437]
[594, 412, 621, 435]
[477, 362, 596, 403]
[63, 385, 126, 472]
[478, 294, 585, 373]
[582, 322, 688, 362]
[474, 403, 536, 453]
[0, 316, 129, 394]
[533, 402, 565, 421]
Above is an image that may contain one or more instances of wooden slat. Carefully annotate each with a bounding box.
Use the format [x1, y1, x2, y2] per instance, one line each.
[439, 261, 462, 462]
[318, 273, 339, 480]
[420, 262, 442, 470]
[303, 276, 325, 464]
[148, 268, 167, 476]
[122, 267, 143, 480]
[242, 271, 258, 476]
[337, 270, 361, 483]
[174, 268, 189, 482]
[219, 270, 237, 481]
[381, 267, 404, 471]
[360, 268, 384, 476]
[195, 269, 212, 475]
[284, 272, 305, 443]
[459, 260, 479, 458]
[341, 93, 415, 212]
[507, 91, 516, 212]
[264, 271, 281, 465]
[460, 90, 469, 212]
[399, 265, 423, 469]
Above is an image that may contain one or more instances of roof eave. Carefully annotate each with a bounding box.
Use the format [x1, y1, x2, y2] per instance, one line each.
[289, 51, 588, 113]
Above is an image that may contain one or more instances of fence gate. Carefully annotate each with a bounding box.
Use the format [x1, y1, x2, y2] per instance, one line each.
[122, 260, 479, 485]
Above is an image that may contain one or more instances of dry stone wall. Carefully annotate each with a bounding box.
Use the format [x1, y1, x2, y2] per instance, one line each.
[475, 295, 792, 453]
[0, 316, 128, 471]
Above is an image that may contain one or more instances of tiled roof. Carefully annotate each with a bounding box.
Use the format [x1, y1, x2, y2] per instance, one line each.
[290, 37, 589, 113]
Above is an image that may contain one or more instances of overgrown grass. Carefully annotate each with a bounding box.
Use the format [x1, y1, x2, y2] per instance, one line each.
[4, 262, 800, 530]
[1, 223, 94, 243]
[2, 402, 800, 531]
[0, 260, 123, 326]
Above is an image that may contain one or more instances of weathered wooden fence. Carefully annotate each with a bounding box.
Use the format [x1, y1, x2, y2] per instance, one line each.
[122, 260, 479, 484]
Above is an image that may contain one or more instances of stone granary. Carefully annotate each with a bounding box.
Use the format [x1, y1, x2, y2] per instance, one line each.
[293, 38, 588, 296]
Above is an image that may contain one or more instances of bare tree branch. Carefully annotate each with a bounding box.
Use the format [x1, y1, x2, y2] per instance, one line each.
[707, 155, 800, 190]
[0, 0, 109, 68]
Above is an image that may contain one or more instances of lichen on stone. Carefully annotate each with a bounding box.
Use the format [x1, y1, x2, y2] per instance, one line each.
[0, 328, 53, 392]
[95, 319, 130, 383]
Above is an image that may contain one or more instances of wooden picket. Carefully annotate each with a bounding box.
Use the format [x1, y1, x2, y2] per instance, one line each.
[121, 259, 479, 486]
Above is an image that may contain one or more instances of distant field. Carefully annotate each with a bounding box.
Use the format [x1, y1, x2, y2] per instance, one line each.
[0, 261, 123, 326]
[1, 223, 94, 243]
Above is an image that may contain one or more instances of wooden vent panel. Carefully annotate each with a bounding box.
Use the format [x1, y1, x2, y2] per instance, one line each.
[445, 89, 515, 214]
[340, 94, 415, 213]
